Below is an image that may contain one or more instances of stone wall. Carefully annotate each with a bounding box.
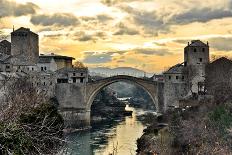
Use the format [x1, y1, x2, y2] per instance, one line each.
[11, 31, 39, 65]
[164, 82, 188, 109]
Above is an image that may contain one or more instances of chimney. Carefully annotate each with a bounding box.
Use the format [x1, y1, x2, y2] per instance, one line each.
[207, 41, 209, 46]
[13, 25, 15, 32]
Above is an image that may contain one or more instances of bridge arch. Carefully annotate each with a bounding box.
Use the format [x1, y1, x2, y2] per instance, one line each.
[86, 75, 160, 112]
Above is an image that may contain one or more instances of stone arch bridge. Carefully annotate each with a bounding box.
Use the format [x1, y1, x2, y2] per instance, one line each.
[55, 75, 164, 128]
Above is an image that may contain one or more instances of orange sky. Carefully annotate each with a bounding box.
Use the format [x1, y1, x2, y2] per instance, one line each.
[1, 0, 232, 73]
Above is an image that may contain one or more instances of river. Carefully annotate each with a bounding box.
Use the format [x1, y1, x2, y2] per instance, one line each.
[64, 105, 155, 155]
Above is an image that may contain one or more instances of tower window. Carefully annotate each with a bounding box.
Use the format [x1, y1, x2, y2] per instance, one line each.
[194, 48, 197, 52]
[199, 58, 202, 62]
[176, 76, 179, 80]
[182, 76, 185, 80]
[202, 48, 205, 52]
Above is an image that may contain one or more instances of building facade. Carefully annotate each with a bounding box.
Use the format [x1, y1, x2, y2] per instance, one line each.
[11, 27, 39, 66]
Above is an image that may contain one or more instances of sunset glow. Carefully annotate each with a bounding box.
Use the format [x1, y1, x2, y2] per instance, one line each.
[1, 0, 232, 72]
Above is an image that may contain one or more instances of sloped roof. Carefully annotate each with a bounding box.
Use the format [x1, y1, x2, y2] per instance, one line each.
[11, 27, 38, 36]
[164, 63, 185, 74]
[0, 53, 11, 63]
[188, 40, 208, 47]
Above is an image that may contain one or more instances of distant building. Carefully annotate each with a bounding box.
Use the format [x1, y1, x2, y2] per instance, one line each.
[38, 53, 74, 72]
[56, 67, 88, 84]
[0, 40, 11, 55]
[11, 27, 39, 66]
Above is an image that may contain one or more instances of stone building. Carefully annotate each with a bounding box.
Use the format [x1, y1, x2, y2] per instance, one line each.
[163, 63, 188, 109]
[184, 40, 209, 93]
[56, 67, 88, 84]
[38, 53, 74, 72]
[163, 40, 210, 109]
[11, 27, 39, 66]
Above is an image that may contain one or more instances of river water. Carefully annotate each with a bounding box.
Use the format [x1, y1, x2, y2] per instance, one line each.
[64, 105, 154, 155]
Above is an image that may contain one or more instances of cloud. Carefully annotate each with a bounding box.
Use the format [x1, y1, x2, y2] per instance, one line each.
[100, 0, 142, 6]
[208, 37, 232, 51]
[173, 8, 232, 24]
[97, 14, 113, 22]
[0, 0, 39, 18]
[119, 6, 166, 35]
[73, 31, 107, 42]
[79, 34, 93, 42]
[134, 48, 172, 56]
[113, 23, 139, 35]
[30, 13, 79, 26]
[83, 52, 113, 64]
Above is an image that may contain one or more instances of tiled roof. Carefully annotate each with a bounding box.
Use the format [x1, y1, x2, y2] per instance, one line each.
[164, 63, 185, 74]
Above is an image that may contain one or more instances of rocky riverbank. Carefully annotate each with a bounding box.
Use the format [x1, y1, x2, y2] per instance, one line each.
[137, 100, 232, 155]
[91, 88, 132, 124]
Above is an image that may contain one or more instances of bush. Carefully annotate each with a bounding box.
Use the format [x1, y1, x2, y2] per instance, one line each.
[0, 102, 64, 155]
[209, 105, 232, 135]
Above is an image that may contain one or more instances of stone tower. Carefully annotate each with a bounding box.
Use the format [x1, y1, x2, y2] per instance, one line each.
[11, 27, 39, 65]
[184, 40, 209, 93]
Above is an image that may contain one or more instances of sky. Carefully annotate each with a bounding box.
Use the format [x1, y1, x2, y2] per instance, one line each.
[1, 0, 232, 73]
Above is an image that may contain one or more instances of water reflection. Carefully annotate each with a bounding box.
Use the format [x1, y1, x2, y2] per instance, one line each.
[65, 106, 150, 155]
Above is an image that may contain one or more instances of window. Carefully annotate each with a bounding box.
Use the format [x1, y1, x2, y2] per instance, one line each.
[32, 68, 34, 71]
[184, 62, 187, 66]
[73, 78, 76, 83]
[182, 76, 185, 80]
[41, 67, 43, 71]
[81, 73, 83, 76]
[44, 67, 47, 70]
[6, 65, 10, 69]
[43, 82, 46, 86]
[169, 76, 171, 80]
[194, 48, 197, 52]
[202, 48, 205, 52]
[176, 76, 179, 80]
[73, 73, 76, 76]
[80, 78, 84, 83]
[199, 58, 202, 62]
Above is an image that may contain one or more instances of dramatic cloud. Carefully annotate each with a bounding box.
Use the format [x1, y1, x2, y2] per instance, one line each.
[113, 23, 139, 35]
[30, 13, 79, 26]
[208, 37, 232, 51]
[134, 48, 172, 56]
[0, 0, 39, 18]
[173, 8, 232, 24]
[83, 52, 113, 64]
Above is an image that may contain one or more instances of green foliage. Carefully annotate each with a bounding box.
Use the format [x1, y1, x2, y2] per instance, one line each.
[209, 105, 232, 135]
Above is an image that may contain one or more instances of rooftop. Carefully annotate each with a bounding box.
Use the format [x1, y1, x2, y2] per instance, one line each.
[39, 53, 75, 60]
[11, 27, 38, 36]
[187, 40, 208, 47]
[164, 63, 185, 74]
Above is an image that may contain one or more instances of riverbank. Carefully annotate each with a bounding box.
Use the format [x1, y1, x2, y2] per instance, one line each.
[137, 100, 232, 155]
